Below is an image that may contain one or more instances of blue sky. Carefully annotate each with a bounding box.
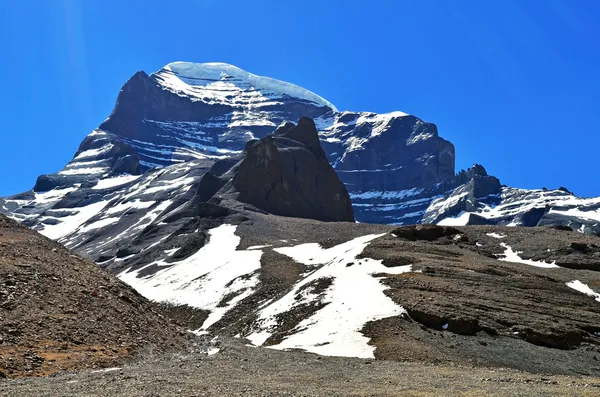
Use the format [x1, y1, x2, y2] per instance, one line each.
[1, 1, 599, 197]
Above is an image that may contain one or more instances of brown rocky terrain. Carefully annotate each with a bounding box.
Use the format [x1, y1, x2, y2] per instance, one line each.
[0, 214, 190, 378]
[3, 208, 600, 395]
[2, 337, 600, 397]
[183, 215, 600, 376]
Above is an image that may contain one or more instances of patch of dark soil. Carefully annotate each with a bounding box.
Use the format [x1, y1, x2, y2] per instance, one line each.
[357, 238, 417, 268]
[263, 301, 329, 346]
[155, 303, 210, 331]
[364, 316, 600, 376]
[216, 291, 242, 308]
[373, 229, 600, 359]
[295, 277, 333, 299]
[168, 232, 209, 261]
[260, 276, 334, 346]
[405, 307, 481, 335]
[258, 250, 304, 286]
[216, 274, 258, 308]
[548, 225, 574, 231]
[515, 327, 584, 350]
[206, 250, 304, 335]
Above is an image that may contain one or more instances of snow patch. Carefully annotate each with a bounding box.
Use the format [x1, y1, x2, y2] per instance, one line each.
[90, 367, 122, 374]
[437, 212, 470, 226]
[39, 201, 110, 240]
[118, 224, 263, 332]
[92, 175, 141, 190]
[246, 245, 272, 250]
[246, 233, 413, 359]
[59, 167, 108, 176]
[566, 280, 600, 302]
[498, 243, 559, 268]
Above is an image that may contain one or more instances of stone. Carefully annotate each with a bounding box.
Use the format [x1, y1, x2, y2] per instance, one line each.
[232, 118, 354, 222]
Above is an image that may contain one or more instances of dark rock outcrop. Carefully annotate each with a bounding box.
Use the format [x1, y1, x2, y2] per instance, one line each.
[232, 118, 354, 222]
[392, 224, 460, 241]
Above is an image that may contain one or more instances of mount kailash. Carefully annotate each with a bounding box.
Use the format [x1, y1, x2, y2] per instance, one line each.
[2, 62, 600, 376]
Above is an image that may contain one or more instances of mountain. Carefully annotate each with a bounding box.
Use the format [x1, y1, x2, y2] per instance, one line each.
[0, 214, 190, 378]
[2, 61, 598, 236]
[0, 61, 455, 229]
[2, 66, 600, 377]
[11, 120, 595, 375]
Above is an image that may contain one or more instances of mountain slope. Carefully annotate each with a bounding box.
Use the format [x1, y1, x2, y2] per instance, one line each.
[116, 210, 600, 375]
[0, 214, 190, 378]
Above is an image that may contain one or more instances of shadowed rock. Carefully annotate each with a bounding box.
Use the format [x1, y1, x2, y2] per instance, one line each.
[232, 118, 354, 222]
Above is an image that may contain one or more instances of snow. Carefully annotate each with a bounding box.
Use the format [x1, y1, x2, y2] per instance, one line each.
[34, 186, 78, 202]
[246, 233, 414, 359]
[566, 280, 600, 302]
[407, 131, 435, 145]
[356, 112, 409, 138]
[78, 217, 120, 233]
[451, 187, 600, 227]
[105, 200, 155, 215]
[91, 367, 122, 374]
[437, 212, 470, 226]
[207, 347, 220, 356]
[164, 248, 179, 256]
[92, 175, 141, 190]
[73, 144, 114, 160]
[427, 191, 469, 215]
[549, 208, 600, 223]
[155, 62, 337, 111]
[350, 188, 424, 201]
[246, 245, 272, 250]
[144, 177, 196, 194]
[498, 243, 559, 268]
[118, 224, 263, 331]
[58, 167, 108, 176]
[337, 166, 404, 173]
[487, 233, 506, 239]
[39, 201, 110, 240]
[344, 136, 368, 153]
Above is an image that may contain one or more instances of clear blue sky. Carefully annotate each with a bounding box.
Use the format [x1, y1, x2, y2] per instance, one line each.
[1, 1, 599, 197]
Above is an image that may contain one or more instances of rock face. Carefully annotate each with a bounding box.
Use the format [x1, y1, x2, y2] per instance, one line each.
[232, 118, 354, 222]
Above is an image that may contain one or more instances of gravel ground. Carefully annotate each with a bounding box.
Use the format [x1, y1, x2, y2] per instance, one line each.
[0, 215, 190, 378]
[2, 337, 600, 397]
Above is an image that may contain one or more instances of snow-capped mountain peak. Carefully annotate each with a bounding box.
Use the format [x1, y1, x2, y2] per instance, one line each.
[154, 61, 338, 111]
